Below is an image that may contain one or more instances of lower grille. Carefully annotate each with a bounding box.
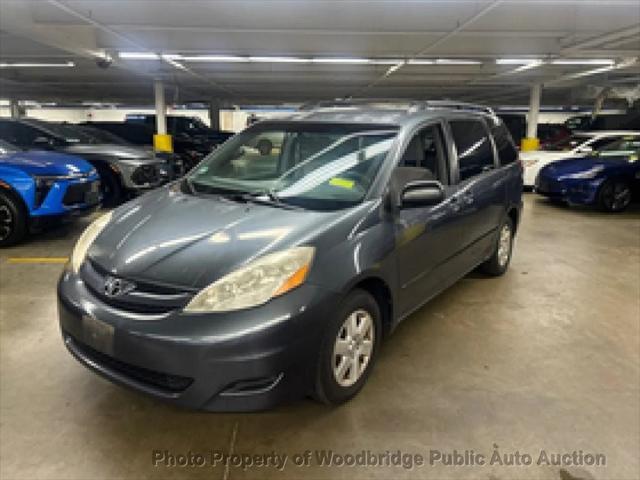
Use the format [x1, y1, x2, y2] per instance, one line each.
[131, 165, 160, 185]
[63, 181, 99, 206]
[67, 334, 193, 393]
[82, 260, 192, 314]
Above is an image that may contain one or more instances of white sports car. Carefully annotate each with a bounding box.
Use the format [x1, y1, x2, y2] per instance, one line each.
[521, 131, 640, 187]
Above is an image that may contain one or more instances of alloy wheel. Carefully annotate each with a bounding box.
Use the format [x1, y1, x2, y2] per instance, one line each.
[0, 205, 14, 242]
[602, 181, 631, 212]
[332, 309, 375, 388]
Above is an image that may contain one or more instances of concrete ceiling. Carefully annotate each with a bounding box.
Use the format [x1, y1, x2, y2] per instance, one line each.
[0, 0, 639, 107]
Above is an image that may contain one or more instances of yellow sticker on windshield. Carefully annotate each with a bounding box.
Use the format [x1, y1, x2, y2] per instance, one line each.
[329, 177, 355, 189]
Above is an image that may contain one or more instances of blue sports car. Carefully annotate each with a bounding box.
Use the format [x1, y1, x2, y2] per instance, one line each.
[0, 139, 101, 246]
[535, 136, 640, 212]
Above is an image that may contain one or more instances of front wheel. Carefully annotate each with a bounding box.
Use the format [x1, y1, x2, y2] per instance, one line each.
[313, 289, 382, 405]
[598, 179, 631, 212]
[480, 217, 514, 276]
[0, 192, 27, 247]
[97, 166, 123, 207]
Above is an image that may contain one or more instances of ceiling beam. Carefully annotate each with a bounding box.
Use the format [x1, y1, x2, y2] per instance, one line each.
[348, 0, 505, 97]
[42, 0, 240, 100]
[561, 24, 640, 53]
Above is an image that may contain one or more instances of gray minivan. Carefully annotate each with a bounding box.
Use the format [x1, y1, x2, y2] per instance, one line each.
[58, 101, 523, 411]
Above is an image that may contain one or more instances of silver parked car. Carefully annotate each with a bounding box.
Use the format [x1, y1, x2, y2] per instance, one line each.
[0, 119, 178, 205]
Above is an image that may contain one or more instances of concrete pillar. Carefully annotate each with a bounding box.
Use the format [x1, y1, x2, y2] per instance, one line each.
[522, 83, 542, 151]
[153, 80, 172, 152]
[154, 80, 167, 135]
[208, 100, 220, 130]
[9, 99, 21, 119]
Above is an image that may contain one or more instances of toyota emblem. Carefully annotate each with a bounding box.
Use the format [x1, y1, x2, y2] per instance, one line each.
[104, 276, 135, 297]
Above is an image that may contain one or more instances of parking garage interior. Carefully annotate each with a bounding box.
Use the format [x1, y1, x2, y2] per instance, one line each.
[0, 1, 639, 480]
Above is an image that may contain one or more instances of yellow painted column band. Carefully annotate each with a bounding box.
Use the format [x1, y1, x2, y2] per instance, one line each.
[521, 137, 540, 152]
[153, 134, 173, 153]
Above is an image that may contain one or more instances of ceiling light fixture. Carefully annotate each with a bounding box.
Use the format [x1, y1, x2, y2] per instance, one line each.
[435, 59, 482, 65]
[0, 61, 75, 68]
[407, 59, 435, 65]
[496, 58, 543, 65]
[119, 52, 159, 60]
[370, 59, 405, 65]
[180, 55, 249, 62]
[551, 59, 615, 65]
[248, 56, 310, 63]
[311, 57, 371, 64]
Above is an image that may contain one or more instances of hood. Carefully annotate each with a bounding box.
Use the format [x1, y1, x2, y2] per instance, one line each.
[88, 187, 358, 289]
[540, 154, 629, 176]
[0, 150, 94, 176]
[63, 143, 155, 161]
[520, 150, 583, 162]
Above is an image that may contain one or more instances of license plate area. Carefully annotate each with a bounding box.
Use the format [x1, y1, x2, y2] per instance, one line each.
[82, 314, 114, 355]
[84, 181, 100, 204]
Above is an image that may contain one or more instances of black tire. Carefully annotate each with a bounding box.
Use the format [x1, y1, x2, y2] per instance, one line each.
[597, 179, 632, 213]
[313, 289, 382, 405]
[257, 139, 273, 156]
[0, 191, 28, 247]
[96, 165, 123, 207]
[480, 216, 514, 276]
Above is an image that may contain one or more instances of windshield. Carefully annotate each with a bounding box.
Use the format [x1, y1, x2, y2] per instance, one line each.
[76, 126, 130, 145]
[543, 134, 590, 151]
[598, 136, 640, 156]
[0, 139, 20, 154]
[27, 120, 96, 144]
[187, 122, 399, 211]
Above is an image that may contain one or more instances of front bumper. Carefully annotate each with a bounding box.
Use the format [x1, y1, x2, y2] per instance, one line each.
[57, 268, 339, 411]
[31, 173, 101, 218]
[118, 158, 182, 191]
[535, 174, 604, 205]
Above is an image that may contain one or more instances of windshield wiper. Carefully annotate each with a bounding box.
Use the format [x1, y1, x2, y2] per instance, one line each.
[186, 182, 299, 209]
[231, 190, 301, 210]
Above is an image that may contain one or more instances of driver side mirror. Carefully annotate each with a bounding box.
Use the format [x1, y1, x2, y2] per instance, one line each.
[401, 180, 445, 208]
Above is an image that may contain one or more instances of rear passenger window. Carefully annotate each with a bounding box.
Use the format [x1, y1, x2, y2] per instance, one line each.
[449, 120, 495, 182]
[490, 121, 518, 165]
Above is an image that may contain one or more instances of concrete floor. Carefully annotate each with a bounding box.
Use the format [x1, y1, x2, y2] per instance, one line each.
[1, 194, 638, 480]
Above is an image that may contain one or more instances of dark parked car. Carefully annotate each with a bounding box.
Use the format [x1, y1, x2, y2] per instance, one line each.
[125, 113, 234, 145]
[58, 101, 523, 411]
[565, 112, 640, 132]
[537, 123, 571, 148]
[497, 113, 570, 149]
[0, 139, 100, 246]
[0, 119, 175, 206]
[83, 120, 214, 171]
[535, 136, 640, 212]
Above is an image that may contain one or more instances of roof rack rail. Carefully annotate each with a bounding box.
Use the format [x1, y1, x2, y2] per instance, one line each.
[422, 100, 495, 115]
[299, 98, 495, 115]
[299, 98, 420, 110]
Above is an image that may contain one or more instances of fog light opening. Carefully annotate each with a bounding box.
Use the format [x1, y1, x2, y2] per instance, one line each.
[219, 373, 284, 396]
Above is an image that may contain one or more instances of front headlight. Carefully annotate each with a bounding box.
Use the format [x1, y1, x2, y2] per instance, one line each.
[70, 211, 112, 273]
[184, 246, 315, 313]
